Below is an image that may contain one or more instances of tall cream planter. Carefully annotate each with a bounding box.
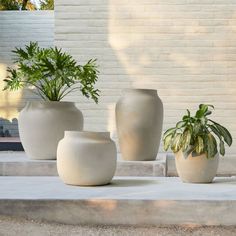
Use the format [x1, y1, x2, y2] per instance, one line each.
[175, 151, 219, 183]
[116, 89, 163, 161]
[19, 101, 83, 160]
[57, 131, 117, 186]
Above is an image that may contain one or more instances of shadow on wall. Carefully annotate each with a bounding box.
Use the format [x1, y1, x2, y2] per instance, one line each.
[107, 1, 236, 154]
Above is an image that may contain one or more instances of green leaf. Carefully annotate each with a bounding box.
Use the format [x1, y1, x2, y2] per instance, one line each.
[183, 146, 194, 159]
[171, 133, 183, 153]
[181, 128, 192, 151]
[182, 115, 189, 121]
[195, 104, 208, 118]
[206, 133, 218, 158]
[163, 127, 176, 139]
[182, 109, 191, 121]
[209, 120, 232, 146]
[220, 140, 225, 156]
[196, 104, 214, 118]
[163, 134, 173, 151]
[200, 104, 214, 110]
[205, 111, 212, 116]
[187, 109, 191, 117]
[176, 121, 185, 129]
[195, 136, 204, 154]
[208, 124, 222, 141]
[193, 122, 202, 135]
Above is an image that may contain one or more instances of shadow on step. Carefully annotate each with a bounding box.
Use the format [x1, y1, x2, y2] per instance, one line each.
[109, 178, 158, 187]
[212, 177, 236, 185]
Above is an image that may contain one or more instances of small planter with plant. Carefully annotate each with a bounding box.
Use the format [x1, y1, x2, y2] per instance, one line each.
[3, 42, 100, 160]
[163, 104, 232, 183]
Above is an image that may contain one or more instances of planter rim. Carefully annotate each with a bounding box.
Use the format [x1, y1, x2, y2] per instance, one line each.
[174, 151, 219, 159]
[123, 88, 157, 95]
[26, 100, 74, 104]
[64, 131, 110, 139]
[24, 100, 76, 109]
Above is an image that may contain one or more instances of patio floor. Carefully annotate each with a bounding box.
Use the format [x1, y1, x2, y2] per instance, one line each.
[0, 176, 235, 226]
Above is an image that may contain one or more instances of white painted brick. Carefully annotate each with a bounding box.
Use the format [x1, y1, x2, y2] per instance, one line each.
[0, 11, 54, 136]
[5, 2, 235, 156]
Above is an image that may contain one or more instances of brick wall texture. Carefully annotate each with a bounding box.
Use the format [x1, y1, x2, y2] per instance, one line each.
[55, 0, 236, 157]
[1, 1, 235, 158]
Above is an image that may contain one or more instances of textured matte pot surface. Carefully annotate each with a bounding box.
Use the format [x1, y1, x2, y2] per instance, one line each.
[175, 151, 219, 183]
[57, 131, 117, 186]
[116, 89, 163, 161]
[19, 101, 83, 160]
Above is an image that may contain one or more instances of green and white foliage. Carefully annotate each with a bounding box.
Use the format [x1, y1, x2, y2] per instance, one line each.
[163, 104, 232, 158]
[4, 42, 100, 103]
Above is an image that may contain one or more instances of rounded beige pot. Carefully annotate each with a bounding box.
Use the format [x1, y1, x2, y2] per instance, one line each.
[19, 101, 83, 160]
[175, 151, 219, 183]
[116, 89, 163, 161]
[57, 131, 117, 186]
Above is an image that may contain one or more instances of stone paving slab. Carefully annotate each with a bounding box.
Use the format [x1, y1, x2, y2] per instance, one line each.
[0, 152, 166, 177]
[167, 154, 236, 177]
[0, 176, 235, 226]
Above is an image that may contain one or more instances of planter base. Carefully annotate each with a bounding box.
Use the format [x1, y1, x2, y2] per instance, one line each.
[175, 151, 219, 183]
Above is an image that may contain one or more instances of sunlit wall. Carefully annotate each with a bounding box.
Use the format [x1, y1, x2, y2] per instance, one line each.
[55, 0, 236, 157]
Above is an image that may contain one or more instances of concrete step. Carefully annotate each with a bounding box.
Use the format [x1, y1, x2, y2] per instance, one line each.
[1, 151, 236, 177]
[0, 152, 166, 177]
[0, 176, 235, 226]
[167, 154, 236, 177]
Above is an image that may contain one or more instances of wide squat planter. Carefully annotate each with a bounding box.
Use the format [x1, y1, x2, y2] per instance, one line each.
[116, 89, 163, 161]
[175, 151, 219, 183]
[57, 131, 117, 186]
[19, 101, 83, 160]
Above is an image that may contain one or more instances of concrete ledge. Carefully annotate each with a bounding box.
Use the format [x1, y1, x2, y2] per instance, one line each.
[167, 154, 236, 177]
[0, 176, 235, 226]
[0, 152, 166, 177]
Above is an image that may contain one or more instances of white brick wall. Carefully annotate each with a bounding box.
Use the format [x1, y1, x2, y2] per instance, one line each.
[0, 11, 54, 136]
[55, 0, 236, 157]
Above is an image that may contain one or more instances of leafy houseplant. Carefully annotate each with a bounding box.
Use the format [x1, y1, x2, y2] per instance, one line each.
[163, 104, 233, 183]
[4, 42, 99, 102]
[163, 104, 232, 158]
[0, 0, 53, 10]
[3, 42, 100, 160]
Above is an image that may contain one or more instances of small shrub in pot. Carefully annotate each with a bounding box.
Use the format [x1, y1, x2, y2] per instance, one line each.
[163, 104, 232, 183]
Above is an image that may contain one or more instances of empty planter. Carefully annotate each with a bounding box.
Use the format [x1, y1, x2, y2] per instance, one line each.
[116, 89, 163, 161]
[57, 131, 117, 186]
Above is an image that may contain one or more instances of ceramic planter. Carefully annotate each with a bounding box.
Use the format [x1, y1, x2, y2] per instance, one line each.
[175, 151, 219, 183]
[57, 131, 117, 186]
[115, 89, 163, 161]
[19, 101, 83, 160]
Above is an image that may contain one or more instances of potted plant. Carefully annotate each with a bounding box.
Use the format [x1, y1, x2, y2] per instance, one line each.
[3, 42, 100, 160]
[163, 104, 232, 183]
